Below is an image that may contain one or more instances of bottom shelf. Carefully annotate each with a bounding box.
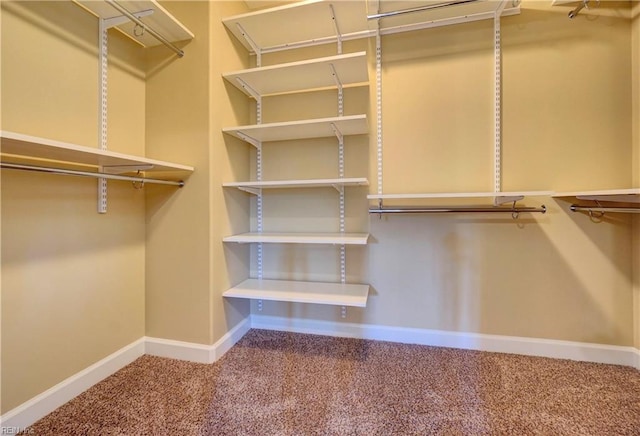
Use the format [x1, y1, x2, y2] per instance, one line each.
[223, 279, 369, 307]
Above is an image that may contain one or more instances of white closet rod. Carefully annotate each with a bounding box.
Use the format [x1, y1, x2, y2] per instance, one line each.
[105, 0, 184, 57]
[1, 162, 185, 187]
[367, 0, 481, 20]
[369, 205, 547, 214]
[570, 205, 640, 214]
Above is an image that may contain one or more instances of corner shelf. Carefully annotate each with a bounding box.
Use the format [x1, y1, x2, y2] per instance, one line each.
[0, 130, 193, 182]
[223, 279, 369, 307]
[223, 232, 369, 245]
[223, 51, 369, 98]
[223, 115, 368, 145]
[73, 0, 194, 48]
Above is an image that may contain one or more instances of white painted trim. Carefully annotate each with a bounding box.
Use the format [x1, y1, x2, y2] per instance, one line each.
[144, 337, 215, 364]
[251, 315, 640, 368]
[144, 317, 252, 363]
[0, 338, 145, 431]
[212, 317, 253, 361]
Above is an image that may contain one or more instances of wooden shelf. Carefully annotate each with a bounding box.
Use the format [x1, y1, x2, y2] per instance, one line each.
[0, 131, 193, 178]
[553, 189, 640, 204]
[223, 0, 520, 54]
[223, 278, 369, 307]
[223, 52, 369, 98]
[368, 191, 553, 205]
[73, 0, 193, 48]
[224, 177, 368, 192]
[223, 232, 369, 245]
[223, 115, 368, 144]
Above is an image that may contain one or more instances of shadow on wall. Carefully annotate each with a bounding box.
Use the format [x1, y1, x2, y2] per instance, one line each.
[364, 200, 633, 346]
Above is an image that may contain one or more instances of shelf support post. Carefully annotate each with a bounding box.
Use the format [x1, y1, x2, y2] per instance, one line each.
[492, 2, 506, 205]
[98, 18, 109, 214]
[329, 4, 343, 54]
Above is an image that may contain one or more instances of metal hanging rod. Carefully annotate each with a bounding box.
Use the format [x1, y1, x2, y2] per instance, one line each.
[367, 0, 481, 20]
[570, 205, 640, 214]
[1, 162, 185, 187]
[369, 205, 547, 215]
[105, 0, 184, 57]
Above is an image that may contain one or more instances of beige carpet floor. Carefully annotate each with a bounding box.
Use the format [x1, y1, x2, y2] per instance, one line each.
[24, 329, 640, 435]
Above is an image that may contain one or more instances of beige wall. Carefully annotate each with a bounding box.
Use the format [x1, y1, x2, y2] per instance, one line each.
[144, 1, 251, 345]
[1, 1, 146, 412]
[632, 0, 640, 350]
[249, 0, 636, 347]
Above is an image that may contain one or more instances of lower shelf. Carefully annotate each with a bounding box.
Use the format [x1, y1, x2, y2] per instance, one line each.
[223, 279, 369, 307]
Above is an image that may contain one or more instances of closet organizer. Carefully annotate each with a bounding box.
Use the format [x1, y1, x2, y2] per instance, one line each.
[0, 0, 195, 213]
[220, 0, 548, 312]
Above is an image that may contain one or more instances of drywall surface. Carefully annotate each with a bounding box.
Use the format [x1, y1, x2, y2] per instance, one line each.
[632, 0, 640, 350]
[1, 1, 146, 413]
[144, 1, 213, 344]
[246, 0, 635, 347]
[145, 1, 251, 345]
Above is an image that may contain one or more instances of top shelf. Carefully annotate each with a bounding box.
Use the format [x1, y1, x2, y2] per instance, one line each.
[223, 0, 520, 54]
[368, 190, 553, 205]
[553, 189, 640, 204]
[0, 131, 194, 178]
[73, 0, 194, 48]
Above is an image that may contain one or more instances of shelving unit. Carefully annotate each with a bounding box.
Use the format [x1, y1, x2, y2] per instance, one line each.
[223, 115, 368, 144]
[223, 51, 369, 97]
[554, 189, 640, 215]
[73, 0, 193, 52]
[224, 177, 368, 192]
[222, 0, 520, 54]
[221, 0, 372, 310]
[368, 191, 551, 215]
[368, 191, 553, 204]
[0, 131, 193, 185]
[223, 279, 369, 307]
[223, 232, 369, 245]
[364, 0, 548, 216]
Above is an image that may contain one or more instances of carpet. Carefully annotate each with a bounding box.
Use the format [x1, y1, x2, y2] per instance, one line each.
[24, 329, 640, 435]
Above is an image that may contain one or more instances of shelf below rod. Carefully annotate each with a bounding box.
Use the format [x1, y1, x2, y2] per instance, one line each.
[1, 162, 185, 187]
[369, 205, 546, 214]
[570, 205, 640, 214]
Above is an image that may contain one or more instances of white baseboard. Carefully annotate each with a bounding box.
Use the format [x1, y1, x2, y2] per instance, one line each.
[144, 317, 252, 364]
[0, 338, 145, 431]
[251, 315, 640, 369]
[0, 318, 253, 432]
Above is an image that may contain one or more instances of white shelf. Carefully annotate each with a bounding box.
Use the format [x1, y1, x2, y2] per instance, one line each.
[223, 115, 368, 144]
[223, 52, 369, 98]
[0, 131, 194, 178]
[223, 278, 369, 307]
[73, 0, 193, 47]
[223, 0, 520, 54]
[223, 232, 369, 245]
[368, 190, 553, 204]
[553, 189, 640, 204]
[224, 177, 369, 192]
